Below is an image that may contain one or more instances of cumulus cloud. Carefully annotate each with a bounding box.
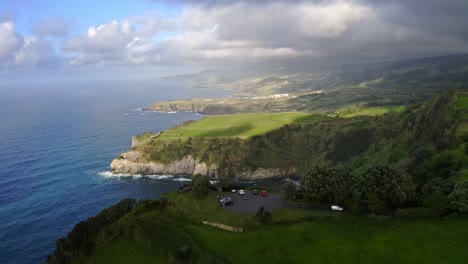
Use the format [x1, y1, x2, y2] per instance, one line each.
[3, 0, 468, 70]
[34, 17, 76, 38]
[64, 19, 160, 66]
[157, 0, 468, 64]
[0, 21, 23, 64]
[151, 1, 375, 64]
[14, 36, 58, 67]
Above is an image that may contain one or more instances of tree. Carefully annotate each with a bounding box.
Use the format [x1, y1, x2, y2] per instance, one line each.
[301, 167, 356, 205]
[448, 181, 468, 212]
[344, 174, 364, 214]
[301, 167, 328, 203]
[421, 177, 453, 213]
[192, 174, 210, 197]
[367, 192, 386, 214]
[283, 181, 297, 200]
[362, 166, 415, 209]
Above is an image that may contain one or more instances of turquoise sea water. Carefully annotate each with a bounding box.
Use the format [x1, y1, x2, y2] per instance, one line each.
[0, 81, 229, 263]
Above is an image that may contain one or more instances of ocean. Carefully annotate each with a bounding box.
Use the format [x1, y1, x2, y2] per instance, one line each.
[0, 81, 229, 263]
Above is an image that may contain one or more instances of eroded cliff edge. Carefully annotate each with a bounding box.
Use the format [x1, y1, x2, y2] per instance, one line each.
[110, 151, 294, 180]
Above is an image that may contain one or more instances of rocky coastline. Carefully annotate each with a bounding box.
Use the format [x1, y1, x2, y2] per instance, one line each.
[110, 150, 295, 181]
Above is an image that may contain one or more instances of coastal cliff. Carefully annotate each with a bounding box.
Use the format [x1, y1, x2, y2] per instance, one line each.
[110, 92, 459, 181]
[111, 153, 218, 176]
[110, 151, 295, 180]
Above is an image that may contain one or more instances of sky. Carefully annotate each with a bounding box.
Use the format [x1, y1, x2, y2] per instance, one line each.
[1, 0, 468, 82]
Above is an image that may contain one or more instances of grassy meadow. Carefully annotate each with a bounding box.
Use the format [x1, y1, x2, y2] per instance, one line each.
[158, 112, 317, 139]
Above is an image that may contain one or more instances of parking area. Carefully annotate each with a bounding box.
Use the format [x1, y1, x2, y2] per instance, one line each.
[216, 190, 285, 215]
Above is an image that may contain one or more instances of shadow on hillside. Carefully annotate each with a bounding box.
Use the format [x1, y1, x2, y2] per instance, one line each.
[199, 124, 253, 137]
[292, 115, 332, 124]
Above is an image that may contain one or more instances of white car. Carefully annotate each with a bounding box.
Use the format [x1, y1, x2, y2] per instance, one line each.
[331, 205, 344, 211]
[231, 189, 237, 193]
[238, 189, 246, 195]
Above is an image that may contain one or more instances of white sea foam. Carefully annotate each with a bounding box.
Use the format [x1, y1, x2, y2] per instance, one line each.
[173, 177, 192, 182]
[98, 171, 191, 182]
[147, 175, 172, 180]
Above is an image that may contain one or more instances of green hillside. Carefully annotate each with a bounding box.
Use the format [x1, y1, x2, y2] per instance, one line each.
[149, 55, 468, 115]
[133, 91, 463, 178]
[158, 112, 326, 139]
[49, 193, 468, 264]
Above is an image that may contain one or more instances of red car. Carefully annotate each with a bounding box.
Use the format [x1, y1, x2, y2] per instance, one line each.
[261, 190, 267, 196]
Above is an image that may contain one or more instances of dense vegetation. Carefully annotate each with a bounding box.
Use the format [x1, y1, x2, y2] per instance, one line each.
[47, 199, 137, 264]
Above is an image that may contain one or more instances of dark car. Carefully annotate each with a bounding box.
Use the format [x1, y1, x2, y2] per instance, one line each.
[252, 189, 259, 195]
[220, 197, 233, 206]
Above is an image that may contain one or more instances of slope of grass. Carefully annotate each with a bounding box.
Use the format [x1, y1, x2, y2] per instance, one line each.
[339, 105, 406, 118]
[159, 112, 313, 139]
[84, 210, 223, 264]
[165, 192, 256, 227]
[79, 191, 468, 264]
[189, 215, 468, 264]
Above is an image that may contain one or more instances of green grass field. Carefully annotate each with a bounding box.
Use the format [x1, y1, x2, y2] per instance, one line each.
[83, 192, 468, 264]
[189, 216, 468, 264]
[84, 210, 223, 264]
[158, 112, 318, 139]
[457, 95, 468, 110]
[338, 105, 406, 118]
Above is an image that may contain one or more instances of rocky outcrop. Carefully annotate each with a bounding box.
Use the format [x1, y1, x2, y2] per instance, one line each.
[110, 151, 295, 180]
[131, 136, 140, 148]
[111, 153, 218, 176]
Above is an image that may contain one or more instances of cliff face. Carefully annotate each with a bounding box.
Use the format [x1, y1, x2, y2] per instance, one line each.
[110, 151, 295, 180]
[111, 153, 218, 176]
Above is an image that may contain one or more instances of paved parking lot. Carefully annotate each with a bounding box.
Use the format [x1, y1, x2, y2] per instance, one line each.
[217, 190, 284, 214]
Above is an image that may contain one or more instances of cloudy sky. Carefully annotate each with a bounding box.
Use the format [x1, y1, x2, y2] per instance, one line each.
[1, 0, 468, 81]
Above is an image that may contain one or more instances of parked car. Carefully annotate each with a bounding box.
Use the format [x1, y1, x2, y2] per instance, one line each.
[252, 189, 259, 195]
[238, 189, 245, 195]
[231, 189, 237, 193]
[331, 205, 344, 211]
[220, 197, 233, 206]
[261, 190, 267, 196]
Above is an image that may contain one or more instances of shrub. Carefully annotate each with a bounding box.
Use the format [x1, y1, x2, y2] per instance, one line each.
[448, 181, 468, 212]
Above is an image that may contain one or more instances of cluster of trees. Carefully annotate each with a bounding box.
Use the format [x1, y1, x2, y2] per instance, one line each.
[47, 198, 137, 264]
[299, 166, 415, 214]
[292, 165, 468, 215]
[192, 174, 211, 197]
